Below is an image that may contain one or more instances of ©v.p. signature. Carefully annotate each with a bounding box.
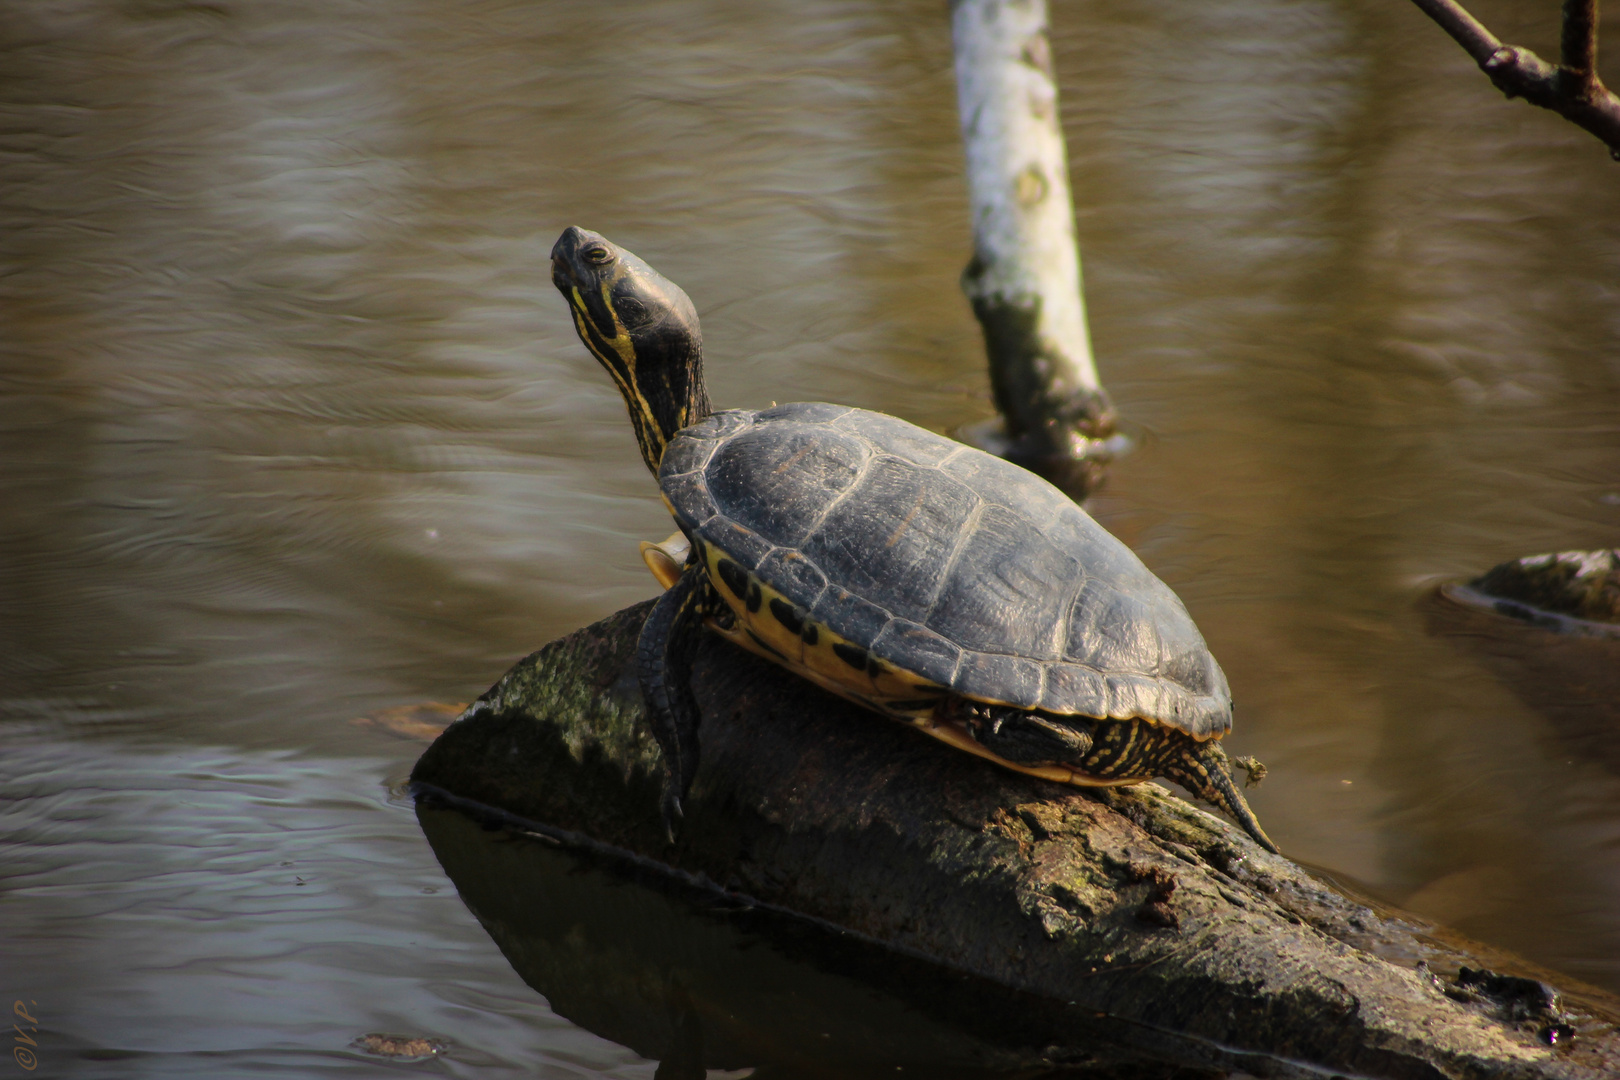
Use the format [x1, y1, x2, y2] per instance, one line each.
[13, 1000, 38, 1072]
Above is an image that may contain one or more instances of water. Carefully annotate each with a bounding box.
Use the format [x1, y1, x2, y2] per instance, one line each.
[3, 0, 1618, 1073]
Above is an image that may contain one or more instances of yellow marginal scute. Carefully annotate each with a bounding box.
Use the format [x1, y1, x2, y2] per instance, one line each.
[634, 535, 1151, 793]
[697, 541, 949, 712]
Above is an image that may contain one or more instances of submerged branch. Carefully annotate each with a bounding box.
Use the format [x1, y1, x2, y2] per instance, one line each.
[950, 0, 1117, 496]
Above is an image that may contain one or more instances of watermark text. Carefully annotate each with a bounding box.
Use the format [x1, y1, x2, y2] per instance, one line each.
[13, 1000, 37, 1072]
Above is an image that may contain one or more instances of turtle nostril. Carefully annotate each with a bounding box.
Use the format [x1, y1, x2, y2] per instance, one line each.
[551, 225, 587, 264]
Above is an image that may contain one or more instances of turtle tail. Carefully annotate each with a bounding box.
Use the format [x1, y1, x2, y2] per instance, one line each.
[1166, 740, 1280, 855]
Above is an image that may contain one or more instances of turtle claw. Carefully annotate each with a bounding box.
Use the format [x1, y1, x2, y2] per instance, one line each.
[1205, 747, 1279, 854]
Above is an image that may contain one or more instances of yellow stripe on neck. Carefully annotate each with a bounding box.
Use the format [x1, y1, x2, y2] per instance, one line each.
[569, 282, 667, 468]
[578, 281, 636, 366]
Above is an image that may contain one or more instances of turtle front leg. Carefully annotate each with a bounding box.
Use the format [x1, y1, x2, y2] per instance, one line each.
[637, 562, 714, 841]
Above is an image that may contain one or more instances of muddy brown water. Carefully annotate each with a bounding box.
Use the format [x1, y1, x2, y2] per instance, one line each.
[4, 0, 1619, 1075]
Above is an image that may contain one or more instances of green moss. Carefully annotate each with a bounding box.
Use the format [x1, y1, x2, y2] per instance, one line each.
[1473, 550, 1620, 624]
[411, 600, 670, 851]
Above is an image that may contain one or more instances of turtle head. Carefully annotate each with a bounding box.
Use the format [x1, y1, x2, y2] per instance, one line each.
[551, 226, 712, 474]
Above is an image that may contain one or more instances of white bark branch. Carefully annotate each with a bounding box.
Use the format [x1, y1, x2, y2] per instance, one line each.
[952, 0, 1114, 491]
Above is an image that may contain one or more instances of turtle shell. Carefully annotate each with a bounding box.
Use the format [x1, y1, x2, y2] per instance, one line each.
[658, 402, 1232, 740]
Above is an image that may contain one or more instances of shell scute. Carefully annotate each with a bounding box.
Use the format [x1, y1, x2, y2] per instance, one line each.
[954, 652, 1045, 711]
[1065, 582, 1160, 672]
[799, 454, 979, 618]
[755, 548, 828, 605]
[659, 470, 712, 530]
[868, 618, 961, 688]
[831, 409, 962, 467]
[660, 426, 719, 477]
[1103, 673, 1157, 723]
[927, 503, 1076, 660]
[1160, 640, 1220, 697]
[810, 587, 893, 647]
[703, 421, 868, 548]
[717, 525, 773, 572]
[937, 444, 1073, 529]
[1039, 664, 1110, 718]
[756, 401, 853, 425]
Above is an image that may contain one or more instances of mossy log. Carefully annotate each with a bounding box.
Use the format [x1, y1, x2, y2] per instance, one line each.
[1449, 550, 1620, 633]
[411, 601, 1620, 1079]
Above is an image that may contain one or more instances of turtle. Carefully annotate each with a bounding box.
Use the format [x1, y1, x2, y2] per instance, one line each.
[550, 225, 1278, 854]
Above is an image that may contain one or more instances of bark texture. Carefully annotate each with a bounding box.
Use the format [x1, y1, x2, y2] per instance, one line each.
[412, 602, 1620, 1079]
[951, 0, 1115, 495]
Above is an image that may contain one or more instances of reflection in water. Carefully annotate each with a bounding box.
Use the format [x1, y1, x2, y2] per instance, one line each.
[418, 801, 1036, 1078]
[4, 0, 1620, 1072]
[1423, 589, 1620, 777]
[418, 799, 1227, 1079]
[1401, 586, 1620, 956]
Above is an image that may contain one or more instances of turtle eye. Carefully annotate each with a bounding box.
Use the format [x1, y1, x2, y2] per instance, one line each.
[582, 245, 613, 265]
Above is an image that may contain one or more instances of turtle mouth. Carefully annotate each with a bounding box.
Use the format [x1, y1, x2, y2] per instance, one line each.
[549, 254, 576, 291]
[549, 226, 590, 289]
[549, 249, 581, 291]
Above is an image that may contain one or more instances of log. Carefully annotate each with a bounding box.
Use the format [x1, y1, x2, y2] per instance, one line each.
[411, 602, 1620, 1078]
[1450, 549, 1620, 632]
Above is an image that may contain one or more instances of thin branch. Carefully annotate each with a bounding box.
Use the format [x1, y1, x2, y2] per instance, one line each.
[1410, 0, 1620, 160]
[1561, 0, 1600, 94]
[1409, 0, 1501, 63]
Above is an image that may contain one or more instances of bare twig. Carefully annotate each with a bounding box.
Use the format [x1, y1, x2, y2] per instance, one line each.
[1561, 0, 1600, 93]
[1410, 0, 1620, 160]
[1409, 0, 1501, 62]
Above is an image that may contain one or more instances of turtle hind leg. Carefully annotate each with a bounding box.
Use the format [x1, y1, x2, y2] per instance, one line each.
[961, 702, 1095, 765]
[637, 562, 713, 842]
[1163, 740, 1280, 855]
